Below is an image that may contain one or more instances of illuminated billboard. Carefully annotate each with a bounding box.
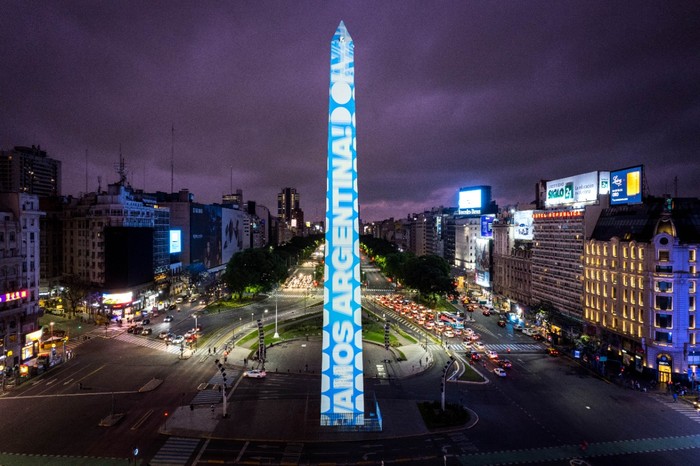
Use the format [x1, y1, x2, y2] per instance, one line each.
[513, 210, 534, 240]
[321, 21, 364, 427]
[169, 229, 182, 254]
[475, 238, 491, 287]
[102, 292, 133, 306]
[610, 166, 643, 205]
[480, 215, 494, 238]
[458, 185, 491, 215]
[190, 204, 222, 269]
[0, 289, 28, 303]
[222, 208, 247, 264]
[599, 171, 610, 195]
[545, 171, 599, 207]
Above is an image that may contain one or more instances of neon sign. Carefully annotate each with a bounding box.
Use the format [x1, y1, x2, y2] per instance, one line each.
[0, 289, 28, 303]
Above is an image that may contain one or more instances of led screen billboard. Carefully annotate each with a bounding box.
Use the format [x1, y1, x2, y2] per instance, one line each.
[610, 166, 643, 205]
[513, 210, 534, 240]
[169, 229, 182, 254]
[457, 186, 491, 215]
[480, 215, 494, 238]
[475, 238, 491, 287]
[545, 171, 599, 207]
[222, 208, 247, 264]
[190, 204, 222, 269]
[599, 171, 610, 195]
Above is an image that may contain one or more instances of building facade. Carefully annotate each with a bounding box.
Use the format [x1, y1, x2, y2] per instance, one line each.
[0, 193, 43, 375]
[584, 198, 700, 383]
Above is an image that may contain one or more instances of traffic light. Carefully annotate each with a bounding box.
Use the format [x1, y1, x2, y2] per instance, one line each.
[384, 321, 390, 350]
[215, 359, 228, 388]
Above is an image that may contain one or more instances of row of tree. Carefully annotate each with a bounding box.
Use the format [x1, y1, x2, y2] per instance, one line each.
[360, 236, 455, 301]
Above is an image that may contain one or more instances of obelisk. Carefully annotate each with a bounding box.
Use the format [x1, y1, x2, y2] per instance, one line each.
[320, 21, 364, 427]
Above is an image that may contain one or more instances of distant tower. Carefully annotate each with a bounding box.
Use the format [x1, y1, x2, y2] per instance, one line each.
[320, 21, 364, 427]
[277, 187, 300, 225]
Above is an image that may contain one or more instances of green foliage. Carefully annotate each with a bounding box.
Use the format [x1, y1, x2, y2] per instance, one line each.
[402, 255, 455, 298]
[223, 248, 287, 299]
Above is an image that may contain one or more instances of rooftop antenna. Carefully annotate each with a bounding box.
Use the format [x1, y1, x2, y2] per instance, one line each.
[171, 124, 175, 193]
[97, 175, 102, 193]
[85, 149, 88, 193]
[674, 176, 678, 198]
[230, 166, 233, 194]
[114, 144, 128, 186]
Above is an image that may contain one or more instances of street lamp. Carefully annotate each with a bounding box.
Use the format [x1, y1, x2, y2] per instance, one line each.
[273, 288, 279, 339]
[251, 312, 254, 325]
[50, 322, 55, 339]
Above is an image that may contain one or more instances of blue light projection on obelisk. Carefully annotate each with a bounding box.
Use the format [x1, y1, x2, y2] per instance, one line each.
[320, 21, 364, 427]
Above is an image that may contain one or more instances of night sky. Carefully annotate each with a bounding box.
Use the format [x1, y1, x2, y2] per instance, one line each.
[2, 1, 699, 222]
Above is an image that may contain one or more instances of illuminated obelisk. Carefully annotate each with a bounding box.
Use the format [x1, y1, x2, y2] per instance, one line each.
[320, 21, 364, 427]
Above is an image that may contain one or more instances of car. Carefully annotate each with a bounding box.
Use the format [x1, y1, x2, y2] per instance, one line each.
[168, 304, 177, 310]
[142, 318, 150, 325]
[493, 367, 507, 377]
[243, 369, 267, 378]
[532, 334, 544, 341]
[163, 333, 175, 342]
[175, 297, 183, 304]
[141, 327, 152, 335]
[470, 352, 481, 361]
[443, 330, 455, 338]
[472, 341, 485, 350]
[546, 347, 559, 356]
[126, 326, 137, 334]
[514, 324, 524, 331]
[498, 359, 512, 369]
[163, 315, 174, 322]
[158, 331, 170, 339]
[482, 309, 491, 316]
[486, 350, 499, 359]
[171, 335, 185, 345]
[497, 320, 506, 327]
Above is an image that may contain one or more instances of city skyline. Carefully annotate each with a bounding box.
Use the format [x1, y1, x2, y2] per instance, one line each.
[2, 1, 699, 221]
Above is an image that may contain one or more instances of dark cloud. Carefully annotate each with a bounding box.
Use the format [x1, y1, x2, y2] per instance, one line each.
[2, 1, 699, 221]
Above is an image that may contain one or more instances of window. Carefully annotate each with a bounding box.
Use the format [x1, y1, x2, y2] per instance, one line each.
[638, 247, 644, 260]
[658, 250, 670, 261]
[655, 295, 672, 310]
[655, 331, 672, 344]
[691, 315, 695, 329]
[655, 314, 673, 328]
[690, 249, 696, 262]
[656, 281, 673, 292]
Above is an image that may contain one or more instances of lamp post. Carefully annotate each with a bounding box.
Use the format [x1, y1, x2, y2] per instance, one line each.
[273, 288, 279, 339]
[251, 312, 254, 325]
[50, 322, 55, 339]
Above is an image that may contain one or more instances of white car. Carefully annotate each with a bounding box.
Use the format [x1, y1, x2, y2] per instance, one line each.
[472, 341, 485, 350]
[171, 335, 184, 345]
[486, 350, 499, 359]
[493, 367, 507, 377]
[243, 369, 267, 378]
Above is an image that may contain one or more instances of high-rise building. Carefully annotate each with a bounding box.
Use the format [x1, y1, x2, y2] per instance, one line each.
[277, 187, 300, 225]
[0, 146, 61, 196]
[0, 193, 42, 373]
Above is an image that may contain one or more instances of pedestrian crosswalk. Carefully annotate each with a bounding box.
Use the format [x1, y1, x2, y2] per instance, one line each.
[447, 342, 546, 354]
[655, 395, 700, 424]
[114, 332, 181, 354]
[149, 437, 201, 465]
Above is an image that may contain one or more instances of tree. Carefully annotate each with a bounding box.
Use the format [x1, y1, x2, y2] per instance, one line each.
[402, 255, 455, 300]
[223, 248, 287, 300]
[60, 274, 90, 318]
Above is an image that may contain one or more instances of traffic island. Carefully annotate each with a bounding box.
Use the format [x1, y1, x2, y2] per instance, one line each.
[138, 377, 163, 392]
[98, 413, 125, 427]
[417, 401, 471, 430]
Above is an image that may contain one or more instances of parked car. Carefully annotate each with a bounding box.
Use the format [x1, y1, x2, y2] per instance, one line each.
[243, 369, 267, 378]
[493, 367, 507, 377]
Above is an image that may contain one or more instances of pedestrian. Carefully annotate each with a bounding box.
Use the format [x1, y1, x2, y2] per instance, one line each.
[208, 348, 211, 355]
[214, 347, 217, 353]
[673, 392, 678, 402]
